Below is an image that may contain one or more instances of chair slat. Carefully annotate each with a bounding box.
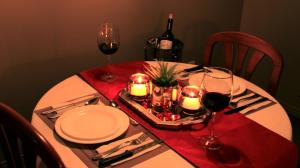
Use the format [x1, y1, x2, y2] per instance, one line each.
[245, 50, 265, 80]
[0, 125, 17, 168]
[236, 44, 249, 75]
[224, 42, 234, 69]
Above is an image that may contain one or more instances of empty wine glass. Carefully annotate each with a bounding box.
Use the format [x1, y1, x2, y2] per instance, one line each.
[97, 22, 120, 81]
[200, 67, 233, 150]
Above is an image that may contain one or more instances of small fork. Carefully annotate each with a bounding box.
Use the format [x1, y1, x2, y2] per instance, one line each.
[92, 133, 149, 160]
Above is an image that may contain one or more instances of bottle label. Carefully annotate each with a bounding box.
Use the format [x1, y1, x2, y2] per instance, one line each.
[159, 40, 173, 49]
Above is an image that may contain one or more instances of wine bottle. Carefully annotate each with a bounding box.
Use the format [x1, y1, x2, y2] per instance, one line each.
[159, 13, 174, 50]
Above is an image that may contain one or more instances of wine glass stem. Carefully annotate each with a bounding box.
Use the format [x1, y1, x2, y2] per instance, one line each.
[107, 54, 112, 65]
[106, 54, 112, 77]
[209, 112, 216, 137]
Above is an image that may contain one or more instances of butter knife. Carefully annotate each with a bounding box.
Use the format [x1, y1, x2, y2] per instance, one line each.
[183, 65, 204, 72]
[99, 140, 162, 167]
[224, 97, 269, 115]
[36, 93, 100, 114]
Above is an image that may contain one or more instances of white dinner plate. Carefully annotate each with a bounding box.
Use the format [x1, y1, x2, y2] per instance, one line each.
[189, 73, 246, 96]
[55, 105, 129, 144]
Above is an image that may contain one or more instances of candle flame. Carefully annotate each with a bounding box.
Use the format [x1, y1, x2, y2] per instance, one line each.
[189, 92, 195, 97]
[137, 76, 143, 83]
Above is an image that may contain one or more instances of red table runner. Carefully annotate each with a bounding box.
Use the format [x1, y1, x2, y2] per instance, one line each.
[78, 61, 297, 168]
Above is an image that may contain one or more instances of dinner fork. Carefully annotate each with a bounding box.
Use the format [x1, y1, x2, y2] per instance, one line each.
[230, 93, 260, 107]
[92, 133, 149, 160]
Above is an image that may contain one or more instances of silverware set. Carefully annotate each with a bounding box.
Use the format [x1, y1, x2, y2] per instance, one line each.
[230, 93, 260, 107]
[93, 132, 162, 167]
[178, 65, 205, 78]
[39, 93, 100, 115]
[37, 95, 100, 119]
[99, 139, 162, 167]
[225, 92, 273, 115]
[92, 133, 149, 161]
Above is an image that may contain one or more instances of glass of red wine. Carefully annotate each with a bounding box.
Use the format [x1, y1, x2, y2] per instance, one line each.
[97, 22, 120, 81]
[200, 67, 233, 150]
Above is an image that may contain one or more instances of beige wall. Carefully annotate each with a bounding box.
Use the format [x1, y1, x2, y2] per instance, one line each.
[0, 0, 243, 119]
[240, 0, 300, 118]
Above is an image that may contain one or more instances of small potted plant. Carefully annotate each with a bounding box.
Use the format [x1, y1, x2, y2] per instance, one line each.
[144, 61, 180, 112]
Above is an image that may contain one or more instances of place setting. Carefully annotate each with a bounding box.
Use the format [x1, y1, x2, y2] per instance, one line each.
[188, 68, 277, 115]
[33, 91, 167, 167]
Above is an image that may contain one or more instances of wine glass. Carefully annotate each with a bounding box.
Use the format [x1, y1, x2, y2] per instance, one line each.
[200, 67, 233, 150]
[97, 22, 120, 81]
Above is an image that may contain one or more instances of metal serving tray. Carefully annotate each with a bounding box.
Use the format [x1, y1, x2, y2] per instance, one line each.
[119, 89, 210, 129]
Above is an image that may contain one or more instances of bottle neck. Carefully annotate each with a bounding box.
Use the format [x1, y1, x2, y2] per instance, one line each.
[166, 18, 173, 32]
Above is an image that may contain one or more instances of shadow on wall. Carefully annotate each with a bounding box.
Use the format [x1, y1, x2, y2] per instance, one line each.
[0, 54, 102, 120]
[180, 19, 240, 64]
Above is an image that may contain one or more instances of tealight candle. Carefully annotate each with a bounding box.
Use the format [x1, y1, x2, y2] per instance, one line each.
[180, 85, 201, 111]
[128, 73, 150, 97]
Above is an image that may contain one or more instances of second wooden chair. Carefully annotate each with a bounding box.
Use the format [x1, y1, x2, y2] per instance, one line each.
[203, 31, 283, 96]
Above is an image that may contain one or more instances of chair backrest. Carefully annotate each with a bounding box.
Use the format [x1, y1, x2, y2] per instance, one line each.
[203, 31, 283, 96]
[0, 103, 65, 168]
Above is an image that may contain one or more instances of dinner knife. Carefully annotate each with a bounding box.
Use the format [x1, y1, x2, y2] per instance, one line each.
[98, 140, 162, 167]
[224, 97, 269, 115]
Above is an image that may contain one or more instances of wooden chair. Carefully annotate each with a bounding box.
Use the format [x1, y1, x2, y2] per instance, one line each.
[203, 31, 283, 96]
[0, 103, 65, 168]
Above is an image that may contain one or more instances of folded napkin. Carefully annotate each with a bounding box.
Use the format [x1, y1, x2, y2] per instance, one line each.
[96, 132, 161, 166]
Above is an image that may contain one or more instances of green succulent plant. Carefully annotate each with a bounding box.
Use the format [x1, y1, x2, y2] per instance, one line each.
[144, 61, 179, 87]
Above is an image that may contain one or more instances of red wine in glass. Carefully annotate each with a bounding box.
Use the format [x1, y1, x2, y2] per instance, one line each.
[202, 92, 230, 112]
[98, 42, 119, 55]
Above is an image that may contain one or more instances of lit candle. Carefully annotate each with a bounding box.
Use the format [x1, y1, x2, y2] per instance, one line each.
[128, 73, 150, 97]
[171, 87, 178, 101]
[180, 85, 201, 110]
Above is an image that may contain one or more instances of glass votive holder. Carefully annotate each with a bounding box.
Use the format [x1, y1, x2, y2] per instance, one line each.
[127, 73, 150, 101]
[178, 85, 203, 116]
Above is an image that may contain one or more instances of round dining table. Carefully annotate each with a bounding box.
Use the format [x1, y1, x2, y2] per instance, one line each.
[31, 61, 293, 168]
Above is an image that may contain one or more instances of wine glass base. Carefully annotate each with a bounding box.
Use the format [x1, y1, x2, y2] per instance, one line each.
[200, 135, 223, 151]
